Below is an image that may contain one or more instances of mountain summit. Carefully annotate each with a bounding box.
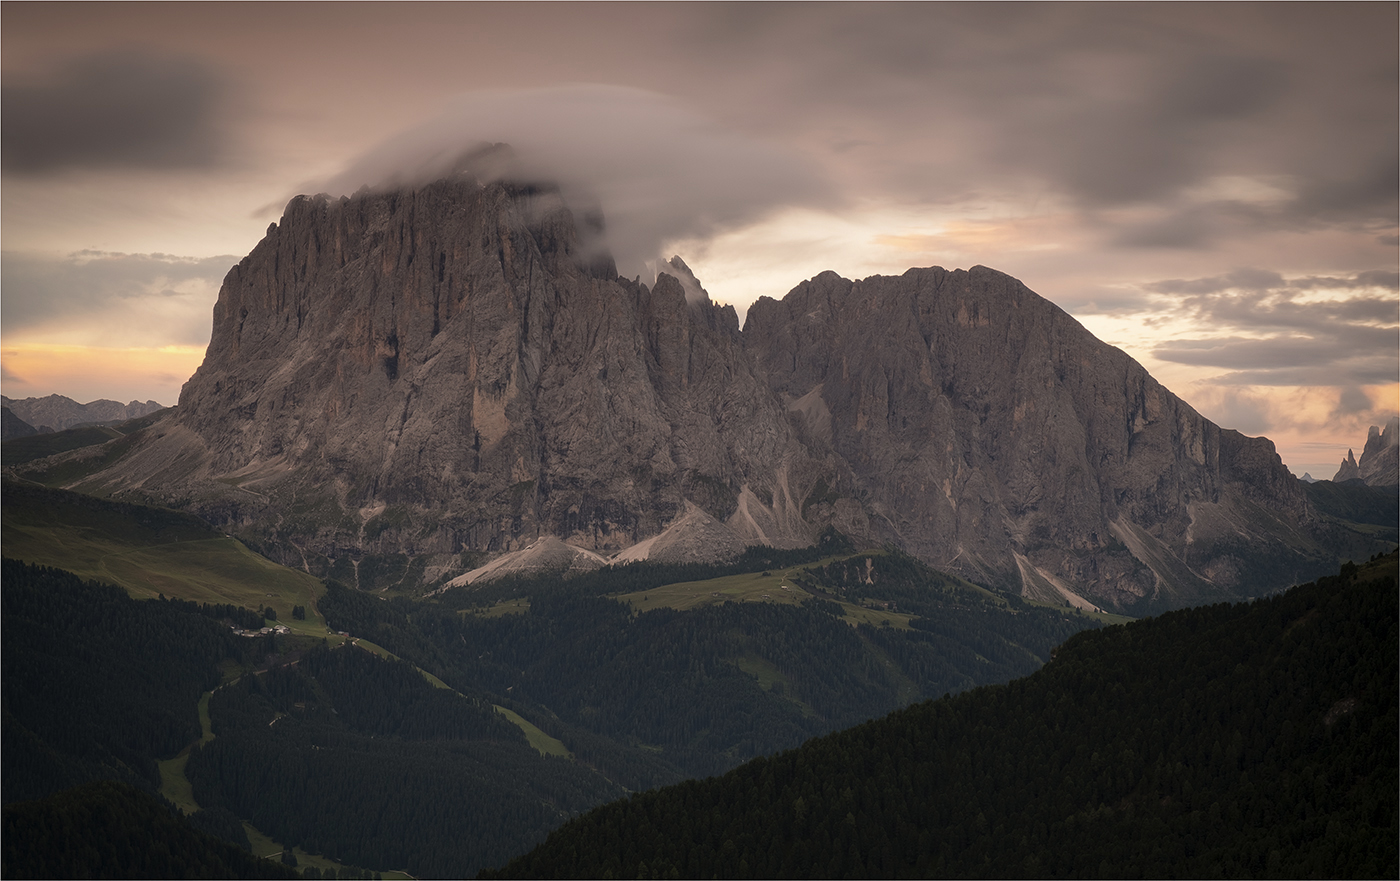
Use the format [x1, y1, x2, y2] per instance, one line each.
[48, 174, 1359, 613]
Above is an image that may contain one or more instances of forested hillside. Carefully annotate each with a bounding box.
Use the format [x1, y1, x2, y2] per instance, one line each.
[3, 780, 299, 880]
[1, 559, 272, 803]
[187, 643, 625, 879]
[3, 484, 1111, 877]
[486, 553, 1399, 879]
[318, 547, 1101, 781]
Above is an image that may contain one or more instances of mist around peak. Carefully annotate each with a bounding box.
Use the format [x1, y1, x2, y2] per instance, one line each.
[654, 255, 710, 305]
[315, 85, 836, 280]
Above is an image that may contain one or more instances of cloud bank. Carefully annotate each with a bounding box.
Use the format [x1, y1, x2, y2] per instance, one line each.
[316, 85, 836, 280]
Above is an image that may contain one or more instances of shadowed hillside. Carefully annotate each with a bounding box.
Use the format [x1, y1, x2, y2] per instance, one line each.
[485, 553, 1398, 879]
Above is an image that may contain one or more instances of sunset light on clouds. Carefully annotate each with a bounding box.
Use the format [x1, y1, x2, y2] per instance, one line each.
[2, 2, 1395, 478]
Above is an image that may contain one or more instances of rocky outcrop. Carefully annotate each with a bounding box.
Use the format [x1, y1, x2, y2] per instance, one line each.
[1333, 417, 1399, 487]
[54, 174, 1357, 612]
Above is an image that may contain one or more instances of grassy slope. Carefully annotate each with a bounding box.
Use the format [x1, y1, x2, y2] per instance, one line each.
[0, 408, 170, 468]
[607, 549, 1122, 630]
[2, 482, 328, 635]
[3, 486, 461, 881]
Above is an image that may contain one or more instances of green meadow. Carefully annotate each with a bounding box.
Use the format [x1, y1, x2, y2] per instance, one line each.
[2, 481, 328, 635]
[611, 552, 923, 629]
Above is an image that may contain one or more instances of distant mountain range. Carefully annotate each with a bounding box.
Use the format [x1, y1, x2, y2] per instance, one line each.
[11, 175, 1389, 613]
[1, 394, 164, 438]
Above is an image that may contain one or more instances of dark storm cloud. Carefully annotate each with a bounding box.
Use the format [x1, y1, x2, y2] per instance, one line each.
[1145, 270, 1290, 295]
[1155, 336, 1392, 373]
[2, 49, 226, 174]
[1, 250, 236, 340]
[686, 3, 1397, 244]
[1108, 208, 1223, 250]
[1024, 54, 1288, 208]
[1334, 386, 1375, 416]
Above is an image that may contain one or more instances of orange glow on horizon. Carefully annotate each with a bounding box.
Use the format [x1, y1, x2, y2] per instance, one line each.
[1, 343, 206, 406]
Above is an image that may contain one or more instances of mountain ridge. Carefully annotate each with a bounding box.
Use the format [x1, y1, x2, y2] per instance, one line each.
[1, 394, 164, 434]
[25, 174, 1377, 612]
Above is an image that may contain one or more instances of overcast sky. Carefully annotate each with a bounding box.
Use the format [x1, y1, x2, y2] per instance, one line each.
[2, 2, 1395, 477]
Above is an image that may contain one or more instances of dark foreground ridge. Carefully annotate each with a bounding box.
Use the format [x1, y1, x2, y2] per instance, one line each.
[484, 553, 1399, 879]
[3, 780, 299, 880]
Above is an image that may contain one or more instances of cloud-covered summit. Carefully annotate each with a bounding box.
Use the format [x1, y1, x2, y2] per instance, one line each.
[315, 85, 836, 280]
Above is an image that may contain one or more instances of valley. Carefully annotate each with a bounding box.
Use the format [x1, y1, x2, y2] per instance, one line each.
[3, 482, 1107, 878]
[2, 167, 1393, 880]
[487, 551, 1399, 880]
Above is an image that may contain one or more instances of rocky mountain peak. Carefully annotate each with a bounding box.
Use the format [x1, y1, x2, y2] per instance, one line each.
[55, 174, 1365, 612]
[660, 256, 711, 306]
[1334, 415, 1400, 486]
[1335, 449, 1361, 482]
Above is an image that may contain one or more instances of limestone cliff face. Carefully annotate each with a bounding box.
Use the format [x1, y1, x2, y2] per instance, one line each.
[744, 267, 1321, 609]
[70, 176, 1345, 611]
[98, 176, 811, 572]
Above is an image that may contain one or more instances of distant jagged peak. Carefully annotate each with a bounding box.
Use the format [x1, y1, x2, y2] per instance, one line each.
[1334, 449, 1361, 482]
[654, 255, 711, 306]
[1332, 415, 1399, 486]
[0, 394, 164, 432]
[1366, 415, 1399, 450]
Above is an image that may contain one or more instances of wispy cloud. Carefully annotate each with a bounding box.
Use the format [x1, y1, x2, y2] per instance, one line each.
[1, 250, 237, 346]
[1131, 270, 1399, 391]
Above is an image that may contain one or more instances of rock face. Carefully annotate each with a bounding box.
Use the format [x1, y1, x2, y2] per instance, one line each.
[61, 174, 1353, 612]
[743, 268, 1324, 609]
[81, 176, 814, 585]
[1333, 417, 1399, 487]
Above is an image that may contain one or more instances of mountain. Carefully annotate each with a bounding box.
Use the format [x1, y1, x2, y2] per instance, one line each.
[1, 394, 164, 433]
[1, 407, 40, 440]
[23, 173, 1370, 613]
[743, 267, 1327, 608]
[1333, 416, 1399, 487]
[484, 553, 1399, 880]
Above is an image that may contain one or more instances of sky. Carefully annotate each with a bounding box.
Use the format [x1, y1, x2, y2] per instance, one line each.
[2, 2, 1396, 478]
